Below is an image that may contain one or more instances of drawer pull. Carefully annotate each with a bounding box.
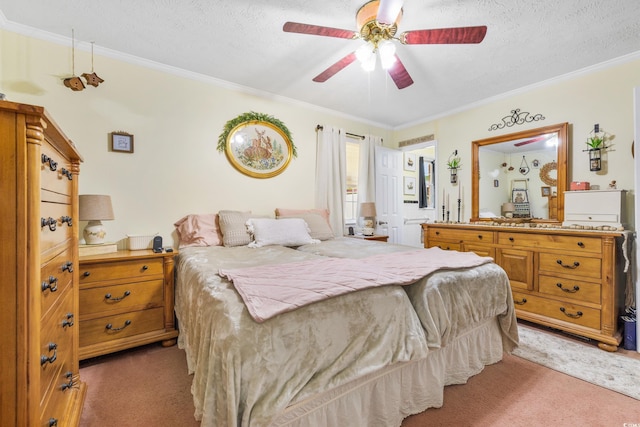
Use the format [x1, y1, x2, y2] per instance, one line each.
[61, 167, 73, 180]
[556, 283, 580, 293]
[577, 241, 585, 247]
[40, 342, 58, 365]
[48, 418, 58, 427]
[62, 261, 74, 273]
[83, 271, 91, 277]
[61, 215, 73, 226]
[513, 298, 527, 305]
[41, 217, 57, 231]
[556, 259, 580, 269]
[41, 276, 59, 293]
[105, 290, 131, 302]
[60, 371, 75, 391]
[560, 307, 583, 318]
[477, 234, 483, 239]
[508, 237, 514, 242]
[62, 313, 74, 328]
[435, 231, 440, 235]
[106, 319, 132, 332]
[142, 265, 149, 271]
[41, 153, 58, 171]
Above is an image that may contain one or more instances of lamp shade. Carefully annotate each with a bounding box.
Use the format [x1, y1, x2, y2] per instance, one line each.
[79, 195, 115, 221]
[360, 202, 377, 218]
[501, 202, 515, 215]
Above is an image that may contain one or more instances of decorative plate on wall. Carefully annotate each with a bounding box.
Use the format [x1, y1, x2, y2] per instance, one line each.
[218, 112, 295, 178]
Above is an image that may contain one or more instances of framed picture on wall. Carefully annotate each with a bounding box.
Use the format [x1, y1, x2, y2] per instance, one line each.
[541, 186, 551, 197]
[404, 176, 416, 195]
[111, 131, 134, 153]
[404, 153, 417, 171]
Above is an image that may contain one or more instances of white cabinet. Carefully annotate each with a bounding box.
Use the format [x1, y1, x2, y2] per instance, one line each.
[563, 189, 627, 228]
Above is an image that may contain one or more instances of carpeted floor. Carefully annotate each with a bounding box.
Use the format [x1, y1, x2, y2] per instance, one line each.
[79, 324, 640, 426]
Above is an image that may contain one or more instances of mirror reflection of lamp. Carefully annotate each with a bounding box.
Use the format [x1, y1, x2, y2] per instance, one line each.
[79, 195, 115, 244]
[360, 202, 377, 236]
[501, 202, 515, 218]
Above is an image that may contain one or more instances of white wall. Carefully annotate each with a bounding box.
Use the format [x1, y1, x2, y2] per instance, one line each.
[392, 56, 640, 227]
[0, 29, 390, 247]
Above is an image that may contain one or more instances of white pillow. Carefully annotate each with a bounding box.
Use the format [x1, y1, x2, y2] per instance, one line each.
[247, 218, 320, 248]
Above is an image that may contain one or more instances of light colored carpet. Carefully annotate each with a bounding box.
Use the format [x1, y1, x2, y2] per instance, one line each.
[512, 323, 640, 400]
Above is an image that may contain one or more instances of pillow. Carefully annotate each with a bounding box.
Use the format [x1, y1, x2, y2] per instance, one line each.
[247, 218, 319, 248]
[173, 214, 222, 248]
[275, 208, 334, 240]
[218, 210, 255, 247]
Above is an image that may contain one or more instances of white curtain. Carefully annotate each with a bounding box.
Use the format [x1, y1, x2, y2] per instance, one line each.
[315, 126, 346, 236]
[357, 135, 382, 216]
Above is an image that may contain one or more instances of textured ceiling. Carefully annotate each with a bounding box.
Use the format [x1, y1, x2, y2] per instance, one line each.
[1, 0, 640, 128]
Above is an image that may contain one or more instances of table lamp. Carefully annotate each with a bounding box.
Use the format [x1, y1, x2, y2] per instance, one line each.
[79, 194, 115, 244]
[360, 202, 377, 236]
[501, 202, 515, 218]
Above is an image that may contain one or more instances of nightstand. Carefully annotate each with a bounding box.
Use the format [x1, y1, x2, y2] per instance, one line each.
[78, 249, 179, 360]
[350, 234, 389, 242]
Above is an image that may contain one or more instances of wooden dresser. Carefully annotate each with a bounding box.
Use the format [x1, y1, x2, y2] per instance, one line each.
[0, 100, 86, 426]
[78, 250, 178, 360]
[422, 223, 627, 351]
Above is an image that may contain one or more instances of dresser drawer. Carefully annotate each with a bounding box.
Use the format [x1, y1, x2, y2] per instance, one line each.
[512, 291, 600, 329]
[41, 144, 74, 197]
[80, 279, 164, 318]
[80, 258, 164, 285]
[497, 232, 602, 254]
[428, 228, 494, 244]
[538, 274, 601, 305]
[428, 240, 461, 251]
[80, 307, 165, 348]
[538, 253, 601, 279]
[41, 246, 75, 318]
[40, 287, 75, 404]
[40, 202, 73, 254]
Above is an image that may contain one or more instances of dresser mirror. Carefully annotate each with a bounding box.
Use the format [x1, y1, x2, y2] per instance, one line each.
[471, 122, 568, 223]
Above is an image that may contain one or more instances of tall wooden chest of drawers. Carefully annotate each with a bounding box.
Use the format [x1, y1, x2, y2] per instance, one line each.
[78, 250, 178, 360]
[423, 223, 627, 351]
[0, 100, 86, 426]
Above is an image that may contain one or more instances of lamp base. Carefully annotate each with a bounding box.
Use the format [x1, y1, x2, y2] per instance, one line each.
[363, 227, 375, 236]
[83, 220, 107, 245]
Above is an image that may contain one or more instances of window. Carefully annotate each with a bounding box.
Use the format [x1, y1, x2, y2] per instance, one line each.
[345, 139, 360, 224]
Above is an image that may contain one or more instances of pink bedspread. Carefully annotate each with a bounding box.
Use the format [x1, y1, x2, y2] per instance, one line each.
[218, 247, 493, 322]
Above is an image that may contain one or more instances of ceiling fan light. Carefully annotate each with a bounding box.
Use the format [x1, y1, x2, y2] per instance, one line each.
[361, 53, 377, 72]
[355, 43, 374, 63]
[378, 40, 397, 69]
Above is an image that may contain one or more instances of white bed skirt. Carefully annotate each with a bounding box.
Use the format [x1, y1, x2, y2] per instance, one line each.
[271, 317, 505, 427]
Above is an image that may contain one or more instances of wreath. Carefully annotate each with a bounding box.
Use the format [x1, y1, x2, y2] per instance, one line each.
[539, 161, 557, 187]
[217, 111, 297, 158]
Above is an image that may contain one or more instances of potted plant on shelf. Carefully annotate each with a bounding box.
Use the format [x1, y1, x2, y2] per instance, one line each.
[586, 135, 604, 172]
[447, 154, 461, 183]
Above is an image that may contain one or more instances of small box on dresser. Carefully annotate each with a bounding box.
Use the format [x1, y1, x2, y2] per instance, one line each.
[563, 189, 627, 229]
[78, 249, 179, 360]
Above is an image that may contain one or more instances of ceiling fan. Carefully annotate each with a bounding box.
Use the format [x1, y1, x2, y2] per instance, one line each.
[283, 0, 487, 89]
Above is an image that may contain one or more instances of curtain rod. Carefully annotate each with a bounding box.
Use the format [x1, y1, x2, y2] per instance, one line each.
[316, 125, 365, 140]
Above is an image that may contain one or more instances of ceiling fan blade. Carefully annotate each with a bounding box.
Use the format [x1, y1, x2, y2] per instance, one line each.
[376, 0, 404, 25]
[401, 25, 487, 44]
[387, 54, 413, 89]
[283, 22, 358, 39]
[313, 52, 357, 83]
[514, 135, 549, 147]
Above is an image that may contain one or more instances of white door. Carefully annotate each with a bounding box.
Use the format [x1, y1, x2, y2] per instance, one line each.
[375, 146, 403, 243]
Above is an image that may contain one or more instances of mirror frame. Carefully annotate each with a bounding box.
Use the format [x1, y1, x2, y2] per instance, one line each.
[471, 122, 569, 223]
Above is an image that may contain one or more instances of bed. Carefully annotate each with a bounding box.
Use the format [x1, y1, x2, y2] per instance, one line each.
[173, 211, 519, 427]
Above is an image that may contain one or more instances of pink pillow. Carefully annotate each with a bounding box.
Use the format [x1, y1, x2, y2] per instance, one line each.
[275, 208, 334, 240]
[174, 214, 223, 248]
